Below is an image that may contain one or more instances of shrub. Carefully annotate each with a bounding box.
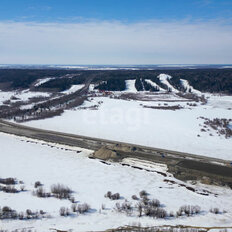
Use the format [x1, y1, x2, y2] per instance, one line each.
[210, 207, 220, 214]
[0, 206, 17, 219]
[105, 191, 112, 198]
[33, 187, 50, 198]
[156, 208, 168, 218]
[144, 207, 167, 218]
[25, 209, 40, 219]
[136, 202, 143, 217]
[34, 181, 42, 188]
[51, 184, 72, 199]
[18, 212, 24, 220]
[169, 211, 175, 217]
[0, 206, 46, 220]
[0, 178, 17, 185]
[26, 209, 32, 216]
[111, 193, 120, 200]
[121, 201, 133, 215]
[141, 195, 149, 206]
[177, 205, 201, 217]
[139, 190, 148, 198]
[59, 207, 70, 216]
[71, 203, 77, 213]
[40, 210, 46, 215]
[69, 196, 75, 203]
[105, 191, 120, 200]
[132, 195, 139, 200]
[148, 199, 160, 208]
[0, 185, 18, 193]
[77, 203, 90, 214]
[101, 204, 106, 210]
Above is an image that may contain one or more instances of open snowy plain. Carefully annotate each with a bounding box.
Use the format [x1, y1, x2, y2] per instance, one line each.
[23, 78, 232, 160]
[0, 132, 232, 231]
[1, 73, 232, 231]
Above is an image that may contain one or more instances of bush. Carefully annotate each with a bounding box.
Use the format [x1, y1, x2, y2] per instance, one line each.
[111, 193, 120, 200]
[33, 187, 50, 198]
[25, 209, 40, 219]
[59, 207, 70, 216]
[210, 207, 220, 214]
[169, 211, 175, 217]
[132, 195, 139, 200]
[105, 191, 112, 198]
[136, 202, 143, 217]
[148, 199, 160, 208]
[71, 203, 77, 213]
[0, 178, 17, 185]
[139, 190, 148, 198]
[34, 181, 42, 188]
[144, 207, 167, 218]
[51, 184, 72, 199]
[101, 204, 106, 210]
[0, 206, 17, 219]
[141, 195, 149, 206]
[177, 205, 201, 217]
[69, 196, 76, 203]
[105, 191, 120, 200]
[0, 206, 44, 220]
[115, 201, 133, 215]
[0, 185, 18, 193]
[77, 203, 90, 214]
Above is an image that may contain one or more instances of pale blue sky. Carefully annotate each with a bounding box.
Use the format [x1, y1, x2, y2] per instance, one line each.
[0, 0, 232, 64]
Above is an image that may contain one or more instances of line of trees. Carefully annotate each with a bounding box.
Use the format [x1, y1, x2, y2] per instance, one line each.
[0, 69, 232, 94]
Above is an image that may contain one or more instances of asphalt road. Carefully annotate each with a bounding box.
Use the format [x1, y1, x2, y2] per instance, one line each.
[0, 119, 232, 183]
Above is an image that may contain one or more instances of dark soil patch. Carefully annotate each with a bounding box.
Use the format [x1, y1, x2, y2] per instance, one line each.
[178, 160, 232, 178]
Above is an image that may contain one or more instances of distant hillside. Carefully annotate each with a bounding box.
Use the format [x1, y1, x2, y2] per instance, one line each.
[0, 69, 231, 94]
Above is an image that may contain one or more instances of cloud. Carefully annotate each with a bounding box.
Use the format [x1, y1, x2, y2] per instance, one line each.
[0, 20, 232, 64]
[196, 0, 213, 7]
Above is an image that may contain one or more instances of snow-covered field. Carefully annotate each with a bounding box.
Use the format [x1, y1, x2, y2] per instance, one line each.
[24, 93, 232, 160]
[62, 84, 85, 94]
[0, 132, 232, 231]
[0, 90, 50, 105]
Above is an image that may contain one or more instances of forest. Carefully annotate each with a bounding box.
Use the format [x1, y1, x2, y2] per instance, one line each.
[0, 68, 231, 94]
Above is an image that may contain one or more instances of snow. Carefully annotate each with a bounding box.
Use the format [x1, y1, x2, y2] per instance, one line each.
[125, 80, 137, 93]
[180, 79, 201, 95]
[0, 91, 13, 104]
[34, 78, 54, 87]
[53, 66, 140, 70]
[0, 132, 232, 231]
[24, 95, 232, 160]
[145, 79, 166, 91]
[17, 90, 50, 101]
[52, 65, 87, 69]
[62, 84, 85, 94]
[89, 84, 96, 91]
[221, 66, 232, 69]
[122, 158, 168, 173]
[158, 74, 179, 93]
[157, 65, 197, 68]
[0, 90, 50, 105]
[206, 94, 232, 109]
